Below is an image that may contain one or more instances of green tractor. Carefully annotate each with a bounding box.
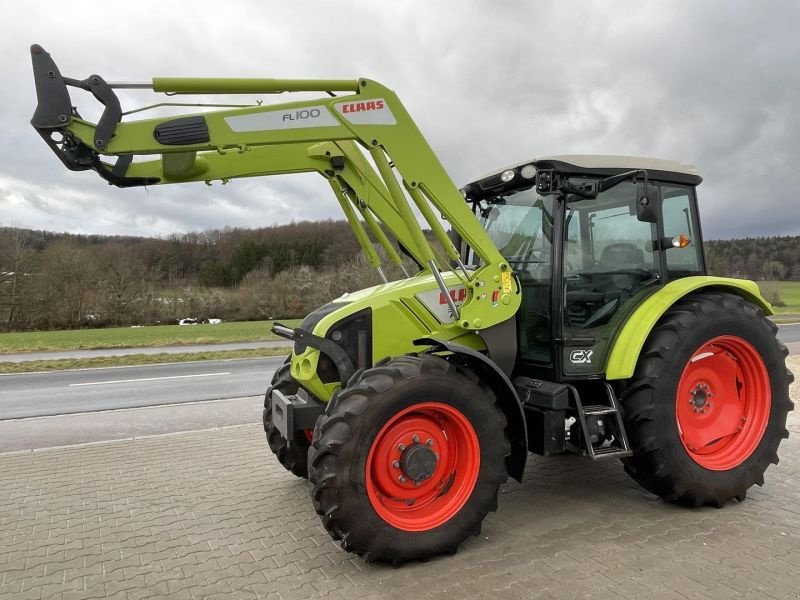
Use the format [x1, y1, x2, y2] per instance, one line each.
[30, 45, 792, 564]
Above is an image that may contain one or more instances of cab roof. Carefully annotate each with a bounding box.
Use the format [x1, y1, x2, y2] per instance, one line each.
[464, 154, 702, 197]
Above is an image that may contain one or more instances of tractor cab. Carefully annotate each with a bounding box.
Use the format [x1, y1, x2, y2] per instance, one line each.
[462, 155, 704, 381]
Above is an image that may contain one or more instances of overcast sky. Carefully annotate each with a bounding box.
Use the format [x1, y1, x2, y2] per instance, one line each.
[1, 1, 798, 239]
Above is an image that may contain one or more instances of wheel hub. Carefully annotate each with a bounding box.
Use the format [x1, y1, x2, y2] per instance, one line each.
[689, 382, 713, 413]
[400, 443, 438, 483]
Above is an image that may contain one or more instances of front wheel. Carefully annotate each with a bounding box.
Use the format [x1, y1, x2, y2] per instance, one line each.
[308, 355, 509, 563]
[620, 292, 793, 507]
[263, 358, 313, 479]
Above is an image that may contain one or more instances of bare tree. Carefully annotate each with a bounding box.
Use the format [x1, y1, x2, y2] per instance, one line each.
[97, 243, 149, 325]
[0, 227, 34, 329]
[34, 239, 99, 328]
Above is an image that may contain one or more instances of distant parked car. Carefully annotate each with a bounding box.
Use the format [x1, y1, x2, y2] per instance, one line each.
[178, 317, 222, 325]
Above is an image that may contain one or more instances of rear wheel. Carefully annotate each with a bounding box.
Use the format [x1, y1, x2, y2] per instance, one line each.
[620, 292, 793, 506]
[263, 358, 312, 478]
[308, 354, 509, 563]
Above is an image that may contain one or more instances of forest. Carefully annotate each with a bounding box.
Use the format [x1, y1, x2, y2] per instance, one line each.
[0, 223, 798, 331]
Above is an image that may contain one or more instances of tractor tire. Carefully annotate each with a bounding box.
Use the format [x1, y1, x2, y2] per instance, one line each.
[620, 291, 793, 507]
[308, 354, 509, 563]
[263, 358, 312, 479]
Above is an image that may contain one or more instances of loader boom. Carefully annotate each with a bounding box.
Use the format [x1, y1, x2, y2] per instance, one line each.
[30, 44, 521, 331]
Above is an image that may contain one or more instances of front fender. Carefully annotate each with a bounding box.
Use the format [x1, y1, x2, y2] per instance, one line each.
[605, 276, 772, 380]
[414, 337, 528, 482]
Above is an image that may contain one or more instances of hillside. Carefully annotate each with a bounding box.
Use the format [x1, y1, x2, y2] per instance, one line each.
[0, 221, 403, 331]
[1, 224, 798, 331]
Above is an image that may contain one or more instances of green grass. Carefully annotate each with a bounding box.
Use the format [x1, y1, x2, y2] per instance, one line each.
[0, 347, 290, 374]
[0, 319, 301, 354]
[758, 281, 800, 315]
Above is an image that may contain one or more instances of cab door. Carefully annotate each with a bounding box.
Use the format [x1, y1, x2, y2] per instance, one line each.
[560, 181, 661, 377]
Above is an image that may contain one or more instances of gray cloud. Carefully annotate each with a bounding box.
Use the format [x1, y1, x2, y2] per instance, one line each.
[1, 1, 798, 238]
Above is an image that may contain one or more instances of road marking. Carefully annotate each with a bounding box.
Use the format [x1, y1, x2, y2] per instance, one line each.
[69, 372, 232, 387]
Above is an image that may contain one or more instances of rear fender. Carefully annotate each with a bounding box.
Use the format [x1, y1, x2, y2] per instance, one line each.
[605, 276, 773, 380]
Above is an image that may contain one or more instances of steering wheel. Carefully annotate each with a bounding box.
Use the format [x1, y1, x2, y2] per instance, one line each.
[581, 297, 620, 329]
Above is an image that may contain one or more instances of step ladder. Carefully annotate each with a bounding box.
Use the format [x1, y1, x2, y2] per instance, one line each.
[567, 382, 632, 459]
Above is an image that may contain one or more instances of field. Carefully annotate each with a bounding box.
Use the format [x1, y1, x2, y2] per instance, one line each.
[759, 281, 800, 315]
[1, 282, 797, 357]
[0, 319, 301, 354]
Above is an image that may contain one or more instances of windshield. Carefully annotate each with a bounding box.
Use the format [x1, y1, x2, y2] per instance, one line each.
[477, 185, 555, 363]
[477, 186, 554, 273]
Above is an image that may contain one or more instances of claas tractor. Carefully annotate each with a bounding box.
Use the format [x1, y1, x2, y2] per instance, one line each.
[30, 45, 793, 564]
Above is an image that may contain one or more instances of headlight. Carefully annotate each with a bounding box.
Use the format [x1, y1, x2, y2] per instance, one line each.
[500, 169, 515, 183]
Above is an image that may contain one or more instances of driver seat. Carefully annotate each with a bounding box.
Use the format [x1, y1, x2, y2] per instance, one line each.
[597, 243, 644, 269]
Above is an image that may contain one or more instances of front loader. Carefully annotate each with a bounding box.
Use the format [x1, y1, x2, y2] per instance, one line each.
[30, 45, 793, 564]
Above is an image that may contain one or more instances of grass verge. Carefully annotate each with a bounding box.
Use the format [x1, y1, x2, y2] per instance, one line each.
[0, 319, 302, 354]
[759, 281, 800, 314]
[0, 347, 290, 375]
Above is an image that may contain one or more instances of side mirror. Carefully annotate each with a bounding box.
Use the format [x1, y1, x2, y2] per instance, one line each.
[635, 183, 659, 223]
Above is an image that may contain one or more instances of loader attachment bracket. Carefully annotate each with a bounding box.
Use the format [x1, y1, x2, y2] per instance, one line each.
[30, 44, 160, 188]
[30, 44, 72, 130]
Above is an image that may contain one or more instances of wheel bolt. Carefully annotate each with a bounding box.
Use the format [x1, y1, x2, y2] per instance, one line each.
[398, 475, 407, 483]
[412, 435, 419, 443]
[392, 460, 400, 469]
[426, 439, 433, 446]
[398, 444, 405, 452]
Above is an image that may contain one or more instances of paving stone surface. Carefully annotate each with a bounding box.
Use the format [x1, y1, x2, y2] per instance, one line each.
[1, 361, 799, 600]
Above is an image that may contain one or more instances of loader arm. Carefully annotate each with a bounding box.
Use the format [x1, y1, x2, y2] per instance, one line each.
[125, 139, 435, 273]
[30, 44, 520, 331]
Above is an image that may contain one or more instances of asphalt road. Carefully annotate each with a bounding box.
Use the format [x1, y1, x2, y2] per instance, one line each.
[779, 322, 800, 344]
[0, 356, 285, 420]
[0, 324, 796, 423]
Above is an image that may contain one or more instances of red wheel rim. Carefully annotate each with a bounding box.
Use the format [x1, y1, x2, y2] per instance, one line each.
[366, 402, 480, 531]
[675, 335, 771, 470]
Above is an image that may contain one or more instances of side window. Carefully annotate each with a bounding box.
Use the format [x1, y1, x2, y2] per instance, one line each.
[564, 181, 656, 276]
[661, 186, 702, 275]
[588, 205, 656, 272]
[563, 181, 659, 334]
